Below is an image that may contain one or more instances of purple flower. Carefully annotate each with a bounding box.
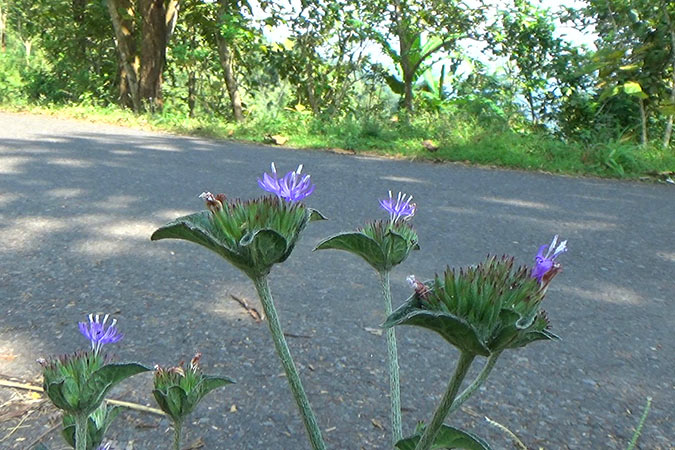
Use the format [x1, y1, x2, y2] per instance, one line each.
[78, 314, 123, 354]
[258, 163, 315, 202]
[379, 191, 416, 223]
[532, 235, 567, 282]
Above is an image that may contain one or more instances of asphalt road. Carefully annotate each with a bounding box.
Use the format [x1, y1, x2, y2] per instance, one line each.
[0, 112, 673, 449]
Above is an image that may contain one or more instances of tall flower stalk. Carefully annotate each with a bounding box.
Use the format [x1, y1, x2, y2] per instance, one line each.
[152, 163, 326, 450]
[253, 276, 325, 450]
[315, 191, 419, 446]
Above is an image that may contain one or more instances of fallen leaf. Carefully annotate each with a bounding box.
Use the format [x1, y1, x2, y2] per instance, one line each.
[371, 418, 384, 430]
[229, 404, 237, 413]
[364, 327, 383, 336]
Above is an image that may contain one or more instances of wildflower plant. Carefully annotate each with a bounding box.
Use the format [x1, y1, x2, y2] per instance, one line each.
[152, 353, 234, 450]
[152, 163, 327, 450]
[384, 239, 566, 450]
[39, 315, 150, 450]
[314, 191, 420, 445]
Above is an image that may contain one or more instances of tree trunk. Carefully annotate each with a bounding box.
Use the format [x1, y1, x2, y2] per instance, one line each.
[402, 64, 414, 114]
[23, 39, 31, 65]
[638, 97, 648, 146]
[139, 0, 168, 111]
[106, 0, 141, 111]
[187, 69, 196, 118]
[0, 4, 6, 52]
[663, 27, 675, 148]
[215, 0, 244, 121]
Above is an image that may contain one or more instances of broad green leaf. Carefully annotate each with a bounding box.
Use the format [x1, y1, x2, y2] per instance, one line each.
[395, 424, 492, 449]
[151, 211, 252, 273]
[240, 229, 288, 267]
[201, 375, 235, 397]
[385, 74, 406, 95]
[387, 230, 418, 266]
[314, 232, 386, 271]
[622, 81, 648, 98]
[384, 301, 490, 356]
[83, 363, 150, 414]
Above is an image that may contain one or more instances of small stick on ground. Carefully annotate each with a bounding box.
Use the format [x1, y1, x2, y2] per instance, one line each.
[485, 416, 528, 450]
[231, 294, 264, 322]
[0, 378, 165, 416]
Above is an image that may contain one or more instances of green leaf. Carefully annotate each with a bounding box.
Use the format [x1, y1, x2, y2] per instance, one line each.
[395, 424, 492, 449]
[385, 74, 406, 95]
[314, 232, 386, 271]
[151, 211, 251, 273]
[83, 363, 150, 414]
[308, 208, 327, 222]
[622, 81, 648, 99]
[383, 300, 490, 356]
[387, 230, 417, 266]
[240, 229, 288, 267]
[201, 375, 235, 397]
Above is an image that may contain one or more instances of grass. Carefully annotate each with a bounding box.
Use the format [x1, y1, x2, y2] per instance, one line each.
[2, 101, 674, 180]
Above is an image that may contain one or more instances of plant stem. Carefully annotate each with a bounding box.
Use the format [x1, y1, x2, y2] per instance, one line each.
[379, 270, 403, 445]
[448, 351, 502, 416]
[173, 420, 182, 450]
[253, 276, 326, 450]
[74, 413, 88, 450]
[414, 351, 475, 450]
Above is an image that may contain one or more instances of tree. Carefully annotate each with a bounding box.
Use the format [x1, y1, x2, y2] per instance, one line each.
[106, 0, 180, 111]
[578, 0, 673, 146]
[362, 0, 481, 114]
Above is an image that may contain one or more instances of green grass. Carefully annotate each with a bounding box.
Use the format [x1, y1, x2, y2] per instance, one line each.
[2, 102, 674, 180]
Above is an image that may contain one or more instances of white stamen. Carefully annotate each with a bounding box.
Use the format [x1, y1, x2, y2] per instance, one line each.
[271, 162, 277, 174]
[406, 275, 417, 287]
[296, 164, 303, 174]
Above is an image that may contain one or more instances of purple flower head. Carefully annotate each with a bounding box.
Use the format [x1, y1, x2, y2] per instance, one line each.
[78, 314, 123, 354]
[258, 163, 315, 202]
[380, 191, 416, 223]
[532, 235, 567, 283]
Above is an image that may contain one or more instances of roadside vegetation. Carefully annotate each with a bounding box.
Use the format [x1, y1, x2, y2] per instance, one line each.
[0, 0, 673, 180]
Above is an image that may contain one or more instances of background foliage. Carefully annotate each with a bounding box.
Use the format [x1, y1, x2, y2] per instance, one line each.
[0, 0, 673, 178]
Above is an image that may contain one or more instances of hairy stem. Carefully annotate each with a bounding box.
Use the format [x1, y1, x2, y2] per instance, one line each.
[379, 270, 403, 445]
[253, 276, 326, 450]
[173, 420, 182, 450]
[448, 351, 502, 416]
[414, 352, 475, 450]
[74, 413, 88, 450]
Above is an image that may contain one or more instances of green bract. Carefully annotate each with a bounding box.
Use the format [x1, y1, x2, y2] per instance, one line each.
[383, 256, 559, 356]
[151, 196, 326, 279]
[62, 403, 120, 450]
[314, 220, 419, 272]
[395, 423, 492, 450]
[40, 352, 150, 416]
[152, 357, 234, 424]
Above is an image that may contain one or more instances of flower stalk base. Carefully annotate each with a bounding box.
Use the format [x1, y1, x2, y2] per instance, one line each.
[379, 271, 403, 445]
[414, 351, 476, 450]
[253, 276, 326, 450]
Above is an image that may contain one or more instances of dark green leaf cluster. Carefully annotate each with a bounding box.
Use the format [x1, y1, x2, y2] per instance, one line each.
[40, 351, 150, 416]
[314, 220, 419, 273]
[396, 422, 491, 450]
[151, 196, 326, 278]
[384, 256, 559, 356]
[62, 403, 120, 450]
[152, 356, 234, 425]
